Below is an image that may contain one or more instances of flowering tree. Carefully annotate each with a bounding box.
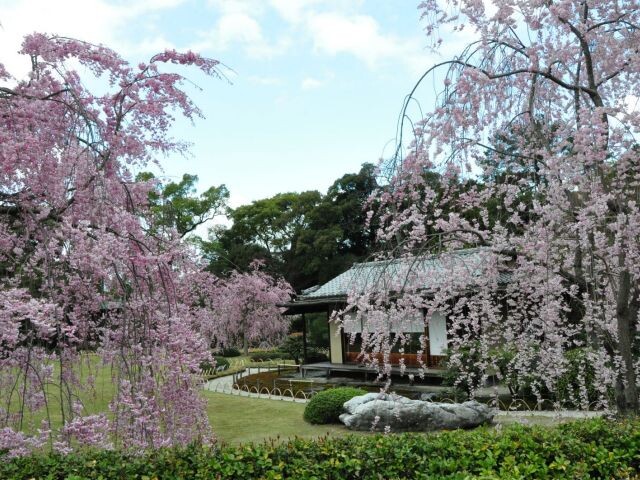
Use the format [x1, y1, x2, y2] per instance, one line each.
[211, 261, 293, 356]
[351, 1, 640, 413]
[0, 34, 223, 455]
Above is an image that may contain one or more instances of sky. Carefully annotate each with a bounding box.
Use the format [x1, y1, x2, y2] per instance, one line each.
[0, 0, 466, 210]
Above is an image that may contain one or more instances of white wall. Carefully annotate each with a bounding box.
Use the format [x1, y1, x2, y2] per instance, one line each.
[329, 320, 343, 364]
[428, 311, 448, 355]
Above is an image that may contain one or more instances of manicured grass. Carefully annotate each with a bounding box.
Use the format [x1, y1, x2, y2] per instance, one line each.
[8, 355, 116, 432]
[202, 391, 350, 444]
[12, 355, 578, 447]
[11, 355, 347, 444]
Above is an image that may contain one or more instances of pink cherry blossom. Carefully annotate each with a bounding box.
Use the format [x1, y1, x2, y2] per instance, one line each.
[0, 34, 221, 454]
[354, 0, 640, 413]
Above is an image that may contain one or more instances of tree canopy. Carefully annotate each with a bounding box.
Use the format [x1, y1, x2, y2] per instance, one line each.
[205, 164, 379, 291]
[138, 172, 229, 238]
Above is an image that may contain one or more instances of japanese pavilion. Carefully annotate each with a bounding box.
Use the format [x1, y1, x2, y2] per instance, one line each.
[282, 247, 503, 374]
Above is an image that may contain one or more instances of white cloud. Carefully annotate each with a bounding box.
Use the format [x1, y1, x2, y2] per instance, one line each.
[207, 0, 266, 16]
[132, 36, 178, 55]
[269, 0, 364, 23]
[268, 0, 323, 23]
[0, 0, 185, 79]
[217, 13, 265, 49]
[300, 71, 334, 90]
[307, 12, 433, 74]
[194, 6, 290, 59]
[301, 76, 323, 89]
[307, 13, 388, 67]
[200, 1, 434, 73]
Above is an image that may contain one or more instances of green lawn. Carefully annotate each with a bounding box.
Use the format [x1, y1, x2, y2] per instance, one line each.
[8, 355, 115, 432]
[202, 391, 350, 445]
[10, 355, 572, 446]
[8, 355, 348, 444]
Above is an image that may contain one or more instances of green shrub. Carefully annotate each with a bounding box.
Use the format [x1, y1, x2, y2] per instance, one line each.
[304, 350, 328, 363]
[278, 335, 304, 363]
[199, 359, 214, 372]
[218, 346, 241, 357]
[250, 351, 286, 362]
[214, 356, 230, 369]
[199, 357, 230, 377]
[442, 344, 484, 397]
[277, 337, 328, 364]
[2, 418, 638, 479]
[303, 387, 367, 424]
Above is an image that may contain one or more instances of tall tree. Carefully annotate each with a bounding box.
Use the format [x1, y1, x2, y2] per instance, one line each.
[228, 191, 321, 257]
[205, 166, 380, 290]
[0, 34, 222, 454]
[138, 172, 229, 238]
[204, 191, 321, 286]
[354, 0, 640, 412]
[296, 163, 379, 285]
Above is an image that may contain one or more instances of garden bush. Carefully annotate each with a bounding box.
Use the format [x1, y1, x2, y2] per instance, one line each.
[303, 387, 367, 424]
[214, 356, 230, 369]
[442, 344, 484, 396]
[304, 350, 329, 363]
[2, 418, 638, 479]
[250, 351, 287, 362]
[278, 335, 305, 363]
[199, 357, 230, 378]
[277, 337, 329, 364]
[199, 359, 214, 372]
[217, 346, 241, 357]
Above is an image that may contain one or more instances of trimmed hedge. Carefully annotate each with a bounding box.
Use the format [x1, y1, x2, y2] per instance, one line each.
[250, 351, 288, 361]
[214, 356, 230, 369]
[1, 418, 638, 479]
[199, 357, 230, 378]
[304, 350, 329, 363]
[219, 346, 241, 357]
[303, 387, 367, 424]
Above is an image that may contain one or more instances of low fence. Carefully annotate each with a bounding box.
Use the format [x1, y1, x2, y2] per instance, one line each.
[202, 379, 607, 413]
[202, 380, 314, 401]
[199, 361, 298, 382]
[199, 361, 607, 413]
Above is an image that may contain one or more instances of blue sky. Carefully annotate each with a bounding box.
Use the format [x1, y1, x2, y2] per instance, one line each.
[0, 1, 466, 209]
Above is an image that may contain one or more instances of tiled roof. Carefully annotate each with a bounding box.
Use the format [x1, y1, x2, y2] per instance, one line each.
[298, 247, 508, 301]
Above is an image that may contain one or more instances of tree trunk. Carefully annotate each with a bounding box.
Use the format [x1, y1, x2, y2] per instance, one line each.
[616, 269, 639, 413]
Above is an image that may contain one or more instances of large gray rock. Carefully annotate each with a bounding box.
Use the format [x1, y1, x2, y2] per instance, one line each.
[339, 393, 495, 431]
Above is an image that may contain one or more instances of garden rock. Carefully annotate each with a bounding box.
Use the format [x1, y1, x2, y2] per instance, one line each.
[339, 393, 495, 431]
[419, 392, 438, 401]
